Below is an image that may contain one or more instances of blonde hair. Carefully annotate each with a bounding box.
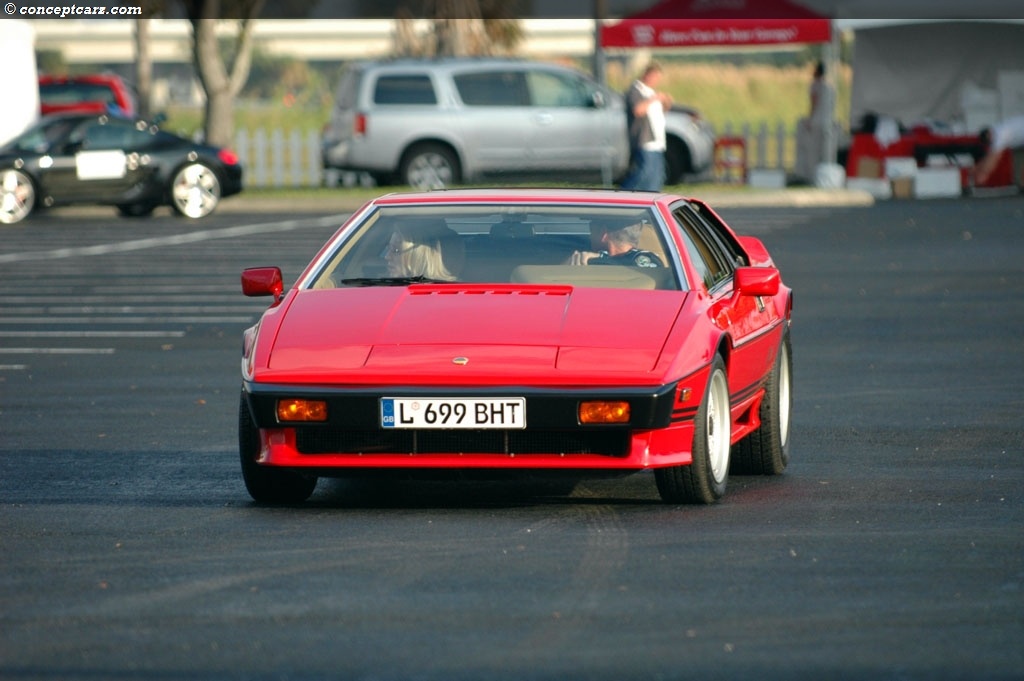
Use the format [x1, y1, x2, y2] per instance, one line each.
[392, 229, 457, 281]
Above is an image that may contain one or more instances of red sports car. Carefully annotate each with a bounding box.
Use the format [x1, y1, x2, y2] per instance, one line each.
[239, 188, 792, 504]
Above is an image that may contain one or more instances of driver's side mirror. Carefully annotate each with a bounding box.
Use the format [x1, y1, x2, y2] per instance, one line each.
[590, 91, 606, 109]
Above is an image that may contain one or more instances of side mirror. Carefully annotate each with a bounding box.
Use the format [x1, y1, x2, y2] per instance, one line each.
[591, 90, 605, 109]
[241, 267, 283, 298]
[734, 267, 780, 297]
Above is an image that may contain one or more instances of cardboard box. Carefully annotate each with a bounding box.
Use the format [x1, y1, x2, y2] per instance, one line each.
[891, 176, 914, 199]
[914, 167, 962, 198]
[855, 157, 882, 178]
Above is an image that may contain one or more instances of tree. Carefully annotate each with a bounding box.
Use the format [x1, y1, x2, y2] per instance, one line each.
[394, 0, 522, 57]
[134, 18, 152, 120]
[181, 0, 264, 147]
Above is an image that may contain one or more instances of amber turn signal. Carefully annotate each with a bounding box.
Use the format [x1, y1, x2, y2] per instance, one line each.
[277, 399, 328, 422]
[579, 401, 630, 424]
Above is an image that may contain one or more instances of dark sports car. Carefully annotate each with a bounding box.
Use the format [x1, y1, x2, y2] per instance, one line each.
[239, 188, 793, 505]
[0, 113, 243, 224]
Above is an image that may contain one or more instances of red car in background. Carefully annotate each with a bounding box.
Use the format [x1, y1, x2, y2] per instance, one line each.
[38, 74, 137, 118]
[239, 188, 793, 505]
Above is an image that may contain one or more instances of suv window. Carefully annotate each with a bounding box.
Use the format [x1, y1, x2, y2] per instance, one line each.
[526, 71, 592, 108]
[453, 71, 528, 106]
[373, 75, 437, 105]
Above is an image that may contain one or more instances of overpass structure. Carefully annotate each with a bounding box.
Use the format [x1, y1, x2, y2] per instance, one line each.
[30, 19, 598, 65]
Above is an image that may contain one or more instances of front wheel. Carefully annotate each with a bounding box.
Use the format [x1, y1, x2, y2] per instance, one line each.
[399, 143, 460, 190]
[239, 392, 317, 504]
[731, 330, 792, 475]
[0, 169, 36, 225]
[655, 355, 731, 504]
[171, 163, 221, 218]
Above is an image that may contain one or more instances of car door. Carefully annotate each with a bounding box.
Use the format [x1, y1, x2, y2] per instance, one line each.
[523, 68, 626, 173]
[451, 69, 536, 172]
[45, 118, 150, 202]
[672, 204, 779, 393]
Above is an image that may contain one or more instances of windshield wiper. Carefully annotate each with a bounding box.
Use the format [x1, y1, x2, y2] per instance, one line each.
[340, 276, 449, 287]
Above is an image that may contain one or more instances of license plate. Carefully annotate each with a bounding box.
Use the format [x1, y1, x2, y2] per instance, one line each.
[380, 397, 526, 429]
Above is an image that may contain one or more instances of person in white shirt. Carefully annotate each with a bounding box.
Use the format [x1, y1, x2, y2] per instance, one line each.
[620, 63, 673, 192]
[975, 115, 1024, 187]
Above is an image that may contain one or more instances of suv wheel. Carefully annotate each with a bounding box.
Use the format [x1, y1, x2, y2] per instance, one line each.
[400, 143, 460, 190]
[665, 137, 692, 185]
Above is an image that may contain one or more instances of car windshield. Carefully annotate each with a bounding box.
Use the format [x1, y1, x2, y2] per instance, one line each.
[308, 204, 683, 291]
[5, 117, 79, 153]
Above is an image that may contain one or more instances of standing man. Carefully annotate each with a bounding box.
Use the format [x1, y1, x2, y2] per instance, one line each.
[620, 62, 673, 192]
[975, 115, 1024, 187]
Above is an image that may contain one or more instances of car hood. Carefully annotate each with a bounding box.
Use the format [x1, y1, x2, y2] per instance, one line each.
[260, 285, 688, 384]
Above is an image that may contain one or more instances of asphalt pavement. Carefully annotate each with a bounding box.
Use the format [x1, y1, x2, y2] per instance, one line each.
[0, 195, 1021, 681]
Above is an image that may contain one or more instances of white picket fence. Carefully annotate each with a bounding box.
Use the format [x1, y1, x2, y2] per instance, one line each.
[233, 122, 801, 189]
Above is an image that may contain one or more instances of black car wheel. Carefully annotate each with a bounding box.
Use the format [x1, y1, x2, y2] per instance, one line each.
[655, 355, 731, 504]
[171, 162, 221, 218]
[239, 391, 318, 504]
[731, 329, 792, 475]
[665, 137, 692, 186]
[0, 169, 36, 225]
[400, 143, 460, 190]
[116, 202, 158, 218]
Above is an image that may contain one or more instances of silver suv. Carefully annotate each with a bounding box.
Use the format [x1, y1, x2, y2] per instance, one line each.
[322, 58, 714, 189]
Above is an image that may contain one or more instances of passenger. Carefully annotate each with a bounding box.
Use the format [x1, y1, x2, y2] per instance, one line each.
[568, 220, 664, 268]
[384, 223, 462, 281]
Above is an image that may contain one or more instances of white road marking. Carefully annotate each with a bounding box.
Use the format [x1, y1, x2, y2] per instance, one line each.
[0, 215, 345, 264]
[0, 347, 116, 354]
[0, 331, 185, 338]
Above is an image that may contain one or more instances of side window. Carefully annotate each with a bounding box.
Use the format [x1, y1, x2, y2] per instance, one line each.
[454, 71, 529, 106]
[691, 203, 748, 267]
[80, 120, 132, 151]
[526, 71, 591, 108]
[373, 75, 437, 105]
[673, 207, 735, 292]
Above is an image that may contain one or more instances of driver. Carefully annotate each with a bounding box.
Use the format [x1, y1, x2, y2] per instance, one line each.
[568, 220, 664, 268]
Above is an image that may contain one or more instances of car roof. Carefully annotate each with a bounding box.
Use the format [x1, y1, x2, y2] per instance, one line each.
[352, 57, 579, 74]
[370, 188, 682, 207]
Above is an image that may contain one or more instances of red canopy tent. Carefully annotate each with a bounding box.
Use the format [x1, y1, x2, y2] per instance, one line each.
[600, 0, 832, 49]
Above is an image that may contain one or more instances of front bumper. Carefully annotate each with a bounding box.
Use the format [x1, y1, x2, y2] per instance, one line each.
[242, 379, 701, 471]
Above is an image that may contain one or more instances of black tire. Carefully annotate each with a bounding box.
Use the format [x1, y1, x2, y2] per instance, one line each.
[0, 169, 36, 225]
[238, 391, 317, 504]
[655, 355, 731, 504]
[665, 136, 692, 185]
[731, 330, 792, 475]
[116, 202, 158, 218]
[399, 143, 461, 190]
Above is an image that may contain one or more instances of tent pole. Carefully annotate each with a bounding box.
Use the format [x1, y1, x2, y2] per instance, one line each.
[593, 0, 607, 85]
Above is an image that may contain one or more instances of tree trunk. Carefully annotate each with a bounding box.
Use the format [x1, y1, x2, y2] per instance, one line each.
[134, 18, 152, 120]
[189, 0, 262, 147]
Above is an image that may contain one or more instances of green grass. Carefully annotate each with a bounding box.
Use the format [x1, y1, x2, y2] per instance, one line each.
[161, 61, 850, 140]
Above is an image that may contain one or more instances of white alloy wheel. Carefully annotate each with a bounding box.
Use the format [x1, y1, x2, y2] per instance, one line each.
[705, 367, 732, 484]
[171, 163, 221, 218]
[0, 169, 35, 225]
[778, 343, 791, 449]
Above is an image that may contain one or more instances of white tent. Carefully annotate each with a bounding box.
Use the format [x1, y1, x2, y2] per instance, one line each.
[844, 20, 1024, 131]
